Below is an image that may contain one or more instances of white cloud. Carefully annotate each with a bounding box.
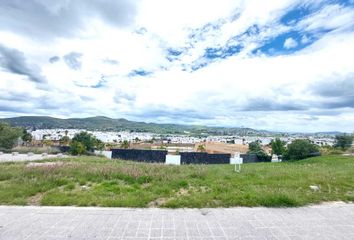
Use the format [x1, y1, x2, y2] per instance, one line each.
[1, 0, 354, 132]
[284, 37, 298, 49]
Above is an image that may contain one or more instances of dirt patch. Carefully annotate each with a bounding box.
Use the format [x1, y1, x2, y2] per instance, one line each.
[27, 192, 44, 206]
[318, 201, 350, 206]
[26, 162, 66, 170]
[176, 188, 189, 197]
[148, 186, 212, 208]
[148, 198, 168, 207]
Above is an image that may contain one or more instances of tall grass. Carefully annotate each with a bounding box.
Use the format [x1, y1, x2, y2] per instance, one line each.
[0, 155, 353, 207]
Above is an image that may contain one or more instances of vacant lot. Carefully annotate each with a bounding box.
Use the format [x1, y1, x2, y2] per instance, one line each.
[0, 156, 353, 207]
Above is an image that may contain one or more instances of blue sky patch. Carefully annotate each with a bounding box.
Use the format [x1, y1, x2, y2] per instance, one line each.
[91, 78, 106, 88]
[204, 44, 243, 59]
[128, 69, 152, 77]
[166, 48, 183, 62]
[280, 5, 314, 25]
[252, 31, 321, 56]
[190, 61, 208, 71]
[280, 0, 353, 26]
[243, 24, 260, 36]
[167, 48, 182, 56]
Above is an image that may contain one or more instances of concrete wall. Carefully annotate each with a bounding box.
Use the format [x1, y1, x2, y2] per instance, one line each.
[94, 150, 112, 159]
[166, 155, 181, 165]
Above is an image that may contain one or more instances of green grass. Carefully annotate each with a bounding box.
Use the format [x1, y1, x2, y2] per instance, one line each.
[0, 155, 353, 207]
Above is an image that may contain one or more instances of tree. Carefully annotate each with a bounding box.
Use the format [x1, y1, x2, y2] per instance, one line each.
[120, 140, 130, 149]
[271, 138, 286, 155]
[248, 140, 271, 162]
[283, 139, 320, 161]
[70, 131, 104, 154]
[95, 139, 105, 151]
[334, 134, 353, 151]
[69, 141, 86, 155]
[59, 136, 70, 146]
[21, 129, 32, 144]
[248, 140, 263, 152]
[0, 122, 22, 150]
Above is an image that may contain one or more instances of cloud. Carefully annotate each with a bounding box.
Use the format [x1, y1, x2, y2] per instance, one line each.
[1, 0, 354, 132]
[0, 0, 137, 39]
[310, 73, 354, 109]
[0, 44, 47, 83]
[103, 59, 119, 65]
[312, 73, 354, 98]
[128, 69, 152, 77]
[63, 52, 83, 70]
[284, 37, 298, 49]
[49, 56, 60, 63]
[114, 90, 136, 104]
[242, 98, 306, 111]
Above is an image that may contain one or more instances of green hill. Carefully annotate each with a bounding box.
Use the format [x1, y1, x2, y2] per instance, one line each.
[0, 116, 265, 135]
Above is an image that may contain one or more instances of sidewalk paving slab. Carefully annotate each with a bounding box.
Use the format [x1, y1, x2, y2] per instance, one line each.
[0, 203, 353, 240]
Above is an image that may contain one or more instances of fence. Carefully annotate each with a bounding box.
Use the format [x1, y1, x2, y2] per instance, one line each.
[111, 149, 167, 163]
[58, 146, 70, 153]
[180, 152, 231, 164]
[110, 149, 272, 164]
[240, 154, 271, 163]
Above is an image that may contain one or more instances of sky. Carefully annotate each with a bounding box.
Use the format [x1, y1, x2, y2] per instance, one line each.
[0, 0, 354, 133]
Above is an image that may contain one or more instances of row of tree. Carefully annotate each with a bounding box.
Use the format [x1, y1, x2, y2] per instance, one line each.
[248, 134, 354, 161]
[248, 138, 320, 161]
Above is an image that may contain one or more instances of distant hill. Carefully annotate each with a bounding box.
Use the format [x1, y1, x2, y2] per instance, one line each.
[0, 116, 268, 136]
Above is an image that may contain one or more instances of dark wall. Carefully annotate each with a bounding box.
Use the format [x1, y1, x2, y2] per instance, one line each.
[58, 146, 70, 153]
[180, 152, 231, 164]
[240, 154, 271, 163]
[240, 154, 258, 163]
[111, 149, 167, 163]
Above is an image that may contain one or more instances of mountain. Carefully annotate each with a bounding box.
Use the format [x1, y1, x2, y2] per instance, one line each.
[0, 116, 268, 136]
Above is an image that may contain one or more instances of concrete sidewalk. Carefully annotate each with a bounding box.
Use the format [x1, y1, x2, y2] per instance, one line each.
[0, 203, 353, 240]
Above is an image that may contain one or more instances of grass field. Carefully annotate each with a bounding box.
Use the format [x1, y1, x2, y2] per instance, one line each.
[0, 155, 353, 208]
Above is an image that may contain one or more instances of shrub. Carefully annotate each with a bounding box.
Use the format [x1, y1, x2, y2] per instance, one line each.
[0, 122, 23, 150]
[21, 129, 32, 143]
[120, 140, 130, 149]
[248, 140, 271, 162]
[69, 141, 86, 155]
[59, 136, 70, 146]
[70, 131, 104, 154]
[334, 134, 353, 151]
[320, 146, 343, 156]
[271, 138, 286, 155]
[283, 139, 320, 161]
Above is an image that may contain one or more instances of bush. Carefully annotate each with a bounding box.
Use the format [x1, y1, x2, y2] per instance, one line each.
[320, 146, 343, 156]
[334, 134, 353, 151]
[21, 129, 32, 143]
[248, 140, 271, 162]
[0, 122, 23, 150]
[69, 141, 86, 155]
[271, 138, 286, 155]
[59, 136, 70, 146]
[69, 131, 104, 155]
[283, 139, 320, 161]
